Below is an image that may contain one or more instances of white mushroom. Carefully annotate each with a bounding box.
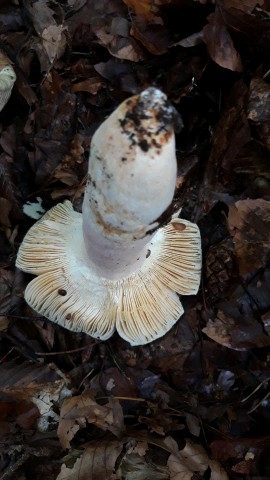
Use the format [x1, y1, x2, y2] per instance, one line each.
[16, 87, 202, 346]
[0, 52, 16, 112]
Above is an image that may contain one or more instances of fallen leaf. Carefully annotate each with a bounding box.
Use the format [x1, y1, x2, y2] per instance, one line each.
[122, 0, 154, 15]
[222, 0, 264, 12]
[0, 197, 12, 226]
[202, 305, 270, 350]
[166, 437, 229, 480]
[24, 0, 67, 68]
[57, 391, 125, 449]
[203, 10, 243, 72]
[131, 14, 170, 55]
[41, 24, 67, 65]
[71, 77, 105, 94]
[56, 440, 124, 480]
[227, 199, 270, 275]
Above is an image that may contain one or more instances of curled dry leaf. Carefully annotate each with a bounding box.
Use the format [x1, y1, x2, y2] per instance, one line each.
[165, 437, 229, 480]
[56, 440, 124, 480]
[57, 391, 125, 449]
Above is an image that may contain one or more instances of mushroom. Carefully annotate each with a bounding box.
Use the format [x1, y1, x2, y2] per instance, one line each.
[16, 87, 201, 346]
[0, 52, 16, 112]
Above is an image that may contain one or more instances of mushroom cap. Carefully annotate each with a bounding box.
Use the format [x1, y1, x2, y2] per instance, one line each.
[16, 201, 201, 345]
[0, 52, 16, 112]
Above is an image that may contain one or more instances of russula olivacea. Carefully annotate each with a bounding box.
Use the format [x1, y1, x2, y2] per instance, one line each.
[0, 52, 16, 112]
[16, 87, 202, 346]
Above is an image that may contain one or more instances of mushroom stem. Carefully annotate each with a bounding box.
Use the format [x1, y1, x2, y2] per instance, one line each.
[82, 87, 178, 279]
[16, 87, 202, 346]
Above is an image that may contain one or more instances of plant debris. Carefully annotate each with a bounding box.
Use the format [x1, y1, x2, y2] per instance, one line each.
[1, 0, 270, 478]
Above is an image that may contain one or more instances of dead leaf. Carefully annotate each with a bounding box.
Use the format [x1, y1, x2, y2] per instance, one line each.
[56, 440, 124, 480]
[122, 0, 154, 15]
[227, 199, 270, 275]
[71, 77, 105, 94]
[117, 440, 169, 479]
[24, 0, 67, 68]
[41, 24, 67, 64]
[130, 14, 170, 55]
[0, 50, 13, 69]
[203, 10, 243, 72]
[221, 0, 264, 12]
[0, 197, 12, 226]
[247, 77, 270, 150]
[248, 77, 270, 123]
[0, 360, 68, 402]
[261, 311, 270, 335]
[202, 305, 270, 350]
[57, 391, 125, 449]
[166, 437, 229, 480]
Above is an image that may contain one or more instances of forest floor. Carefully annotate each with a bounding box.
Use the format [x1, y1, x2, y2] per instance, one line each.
[1, 1, 270, 479]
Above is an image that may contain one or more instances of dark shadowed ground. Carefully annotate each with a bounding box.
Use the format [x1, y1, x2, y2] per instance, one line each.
[1, 1, 270, 478]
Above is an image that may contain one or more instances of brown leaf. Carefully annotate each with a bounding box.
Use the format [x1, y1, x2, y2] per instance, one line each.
[99, 366, 138, 397]
[116, 440, 169, 479]
[24, 0, 67, 68]
[221, 0, 264, 12]
[227, 199, 270, 275]
[130, 14, 170, 55]
[0, 197, 12, 226]
[41, 24, 67, 64]
[71, 77, 106, 94]
[203, 10, 243, 72]
[211, 436, 270, 476]
[0, 50, 13, 69]
[166, 437, 229, 480]
[202, 305, 270, 350]
[94, 27, 145, 61]
[58, 391, 125, 449]
[56, 440, 124, 480]
[122, 0, 153, 15]
[194, 80, 251, 218]
[248, 77, 270, 123]
[0, 360, 67, 401]
[247, 77, 270, 150]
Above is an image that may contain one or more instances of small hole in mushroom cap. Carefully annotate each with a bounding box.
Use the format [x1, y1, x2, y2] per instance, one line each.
[58, 289, 67, 296]
[66, 313, 72, 320]
[172, 222, 186, 231]
[146, 249, 151, 258]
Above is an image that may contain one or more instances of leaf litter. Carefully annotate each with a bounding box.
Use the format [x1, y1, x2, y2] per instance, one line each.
[1, 0, 270, 478]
